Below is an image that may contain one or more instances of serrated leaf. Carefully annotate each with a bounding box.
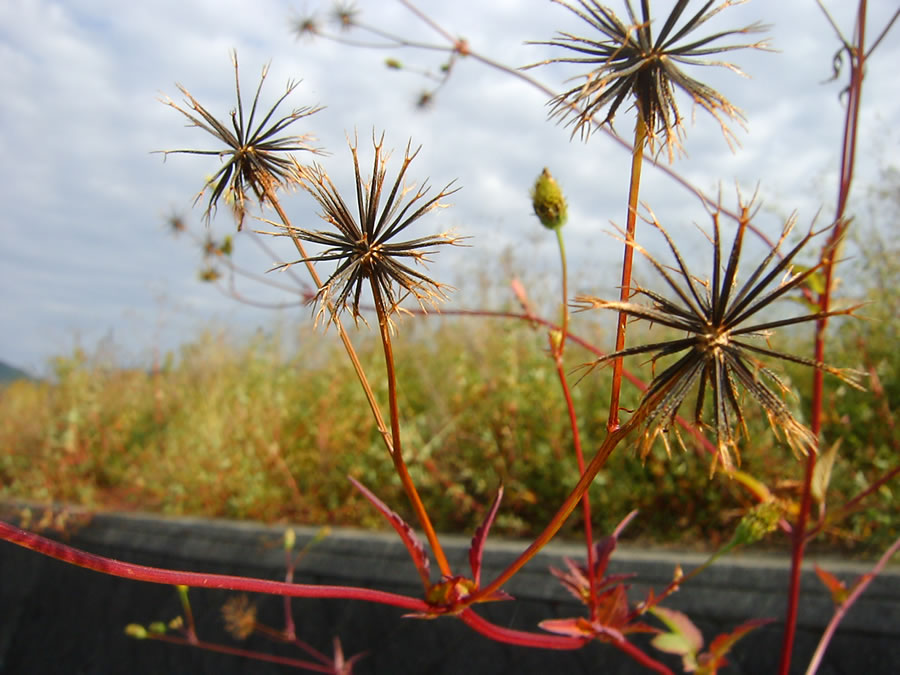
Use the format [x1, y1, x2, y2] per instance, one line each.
[650, 606, 704, 656]
[697, 618, 774, 675]
[348, 476, 430, 588]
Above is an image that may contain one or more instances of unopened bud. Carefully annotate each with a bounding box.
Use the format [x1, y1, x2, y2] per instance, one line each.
[732, 502, 782, 547]
[125, 624, 148, 639]
[531, 168, 568, 230]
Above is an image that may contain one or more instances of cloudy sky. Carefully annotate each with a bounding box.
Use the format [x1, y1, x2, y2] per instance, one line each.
[1, 0, 898, 375]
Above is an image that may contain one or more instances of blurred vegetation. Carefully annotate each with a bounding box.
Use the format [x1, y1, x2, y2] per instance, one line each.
[2, 169, 898, 557]
[1, 237, 896, 558]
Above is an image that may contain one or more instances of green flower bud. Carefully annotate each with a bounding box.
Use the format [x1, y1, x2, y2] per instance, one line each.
[284, 527, 296, 551]
[125, 624, 148, 640]
[531, 168, 568, 230]
[732, 502, 783, 547]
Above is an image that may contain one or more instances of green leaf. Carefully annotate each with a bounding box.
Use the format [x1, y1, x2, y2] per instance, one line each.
[650, 606, 702, 671]
[793, 264, 827, 295]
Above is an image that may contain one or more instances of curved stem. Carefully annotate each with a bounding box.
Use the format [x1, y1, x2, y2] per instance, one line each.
[803, 535, 900, 675]
[0, 520, 428, 611]
[370, 281, 452, 578]
[459, 608, 587, 650]
[608, 115, 647, 432]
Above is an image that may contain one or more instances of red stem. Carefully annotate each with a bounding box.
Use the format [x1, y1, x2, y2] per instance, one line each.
[608, 116, 647, 432]
[462, 607, 675, 674]
[553, 354, 598, 620]
[146, 632, 338, 673]
[0, 520, 428, 612]
[778, 4, 867, 672]
[460, 608, 586, 650]
[804, 535, 900, 675]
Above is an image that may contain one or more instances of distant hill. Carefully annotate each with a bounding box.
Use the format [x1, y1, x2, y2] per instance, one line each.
[0, 361, 33, 384]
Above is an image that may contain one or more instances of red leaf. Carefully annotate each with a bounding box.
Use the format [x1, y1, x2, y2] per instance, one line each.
[348, 476, 430, 588]
[699, 618, 774, 675]
[469, 486, 503, 586]
[814, 564, 849, 605]
[539, 617, 625, 642]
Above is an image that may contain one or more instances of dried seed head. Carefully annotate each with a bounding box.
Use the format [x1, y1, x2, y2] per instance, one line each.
[575, 199, 863, 472]
[272, 133, 463, 326]
[527, 1, 770, 159]
[158, 50, 322, 228]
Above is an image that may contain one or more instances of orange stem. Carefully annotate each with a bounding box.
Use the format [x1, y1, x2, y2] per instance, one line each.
[608, 115, 647, 432]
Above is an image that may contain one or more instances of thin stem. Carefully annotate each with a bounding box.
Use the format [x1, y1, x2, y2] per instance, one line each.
[608, 115, 647, 432]
[461, 606, 675, 674]
[144, 632, 338, 673]
[265, 188, 394, 453]
[554, 226, 570, 346]
[252, 622, 332, 666]
[555, 359, 598, 619]
[551, 224, 597, 618]
[370, 280, 452, 579]
[779, 4, 866, 672]
[283, 548, 298, 641]
[459, 609, 587, 650]
[176, 585, 198, 643]
[0, 520, 429, 611]
[807, 463, 900, 540]
[473, 420, 635, 602]
[803, 536, 900, 675]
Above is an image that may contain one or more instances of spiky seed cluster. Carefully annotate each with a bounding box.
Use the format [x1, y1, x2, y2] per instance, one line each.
[159, 50, 322, 228]
[575, 201, 862, 472]
[281, 133, 462, 324]
[528, 0, 768, 157]
[531, 168, 569, 230]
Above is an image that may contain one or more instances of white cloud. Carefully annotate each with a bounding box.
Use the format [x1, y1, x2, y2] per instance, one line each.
[1, 0, 898, 373]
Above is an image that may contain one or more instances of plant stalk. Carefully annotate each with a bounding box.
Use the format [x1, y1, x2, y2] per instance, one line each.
[551, 225, 598, 618]
[474, 420, 635, 602]
[265, 188, 394, 453]
[778, 4, 866, 672]
[370, 281, 452, 579]
[608, 115, 648, 432]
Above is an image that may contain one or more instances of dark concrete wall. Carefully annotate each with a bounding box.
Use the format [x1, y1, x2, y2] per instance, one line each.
[1, 510, 897, 674]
